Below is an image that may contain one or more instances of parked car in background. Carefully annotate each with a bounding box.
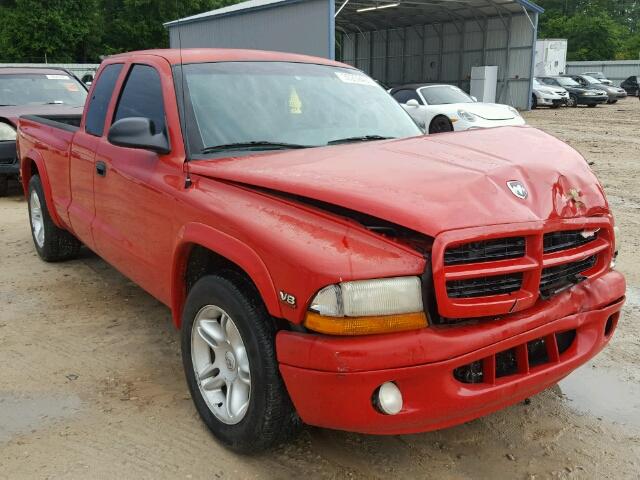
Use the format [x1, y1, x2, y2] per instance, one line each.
[538, 76, 608, 107]
[0, 67, 87, 196]
[565, 74, 627, 104]
[390, 84, 524, 134]
[17, 48, 625, 452]
[620, 75, 639, 96]
[583, 72, 613, 86]
[532, 78, 568, 108]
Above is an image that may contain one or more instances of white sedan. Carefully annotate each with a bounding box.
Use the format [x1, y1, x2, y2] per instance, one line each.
[389, 84, 525, 134]
[532, 78, 569, 108]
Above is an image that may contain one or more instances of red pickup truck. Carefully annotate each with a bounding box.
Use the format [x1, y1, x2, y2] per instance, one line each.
[18, 49, 625, 453]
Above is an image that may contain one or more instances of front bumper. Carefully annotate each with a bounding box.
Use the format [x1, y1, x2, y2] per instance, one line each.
[454, 116, 526, 132]
[538, 96, 567, 107]
[277, 270, 625, 434]
[0, 140, 18, 176]
[578, 95, 608, 105]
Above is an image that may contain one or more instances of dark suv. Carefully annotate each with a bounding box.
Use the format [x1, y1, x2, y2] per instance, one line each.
[0, 67, 87, 195]
[621, 76, 639, 96]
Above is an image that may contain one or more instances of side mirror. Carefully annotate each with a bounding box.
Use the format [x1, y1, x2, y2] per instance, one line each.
[471, 96, 478, 102]
[107, 117, 170, 154]
[405, 99, 420, 108]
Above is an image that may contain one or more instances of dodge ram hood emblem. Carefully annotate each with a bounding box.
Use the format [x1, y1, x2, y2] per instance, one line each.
[507, 180, 528, 199]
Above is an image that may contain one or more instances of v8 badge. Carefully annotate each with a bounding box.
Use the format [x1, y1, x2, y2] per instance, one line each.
[279, 290, 297, 308]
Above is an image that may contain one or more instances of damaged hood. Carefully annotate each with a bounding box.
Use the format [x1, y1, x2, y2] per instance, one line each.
[188, 126, 609, 237]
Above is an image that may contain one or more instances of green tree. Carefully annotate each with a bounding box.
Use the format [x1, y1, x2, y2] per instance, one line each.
[0, 0, 102, 62]
[543, 12, 623, 60]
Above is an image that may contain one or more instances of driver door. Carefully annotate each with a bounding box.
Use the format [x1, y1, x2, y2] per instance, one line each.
[91, 59, 178, 303]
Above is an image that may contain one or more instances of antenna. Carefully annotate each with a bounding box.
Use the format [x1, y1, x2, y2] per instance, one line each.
[176, 0, 192, 189]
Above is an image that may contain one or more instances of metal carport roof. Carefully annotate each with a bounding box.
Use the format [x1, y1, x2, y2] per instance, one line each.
[165, 0, 543, 30]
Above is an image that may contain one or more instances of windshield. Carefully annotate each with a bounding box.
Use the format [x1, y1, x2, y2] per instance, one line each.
[0, 73, 87, 106]
[582, 75, 600, 84]
[555, 77, 580, 87]
[179, 62, 421, 156]
[419, 85, 473, 105]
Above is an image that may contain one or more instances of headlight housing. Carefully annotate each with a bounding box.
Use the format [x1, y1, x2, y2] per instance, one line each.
[0, 122, 16, 142]
[508, 106, 521, 117]
[306, 277, 427, 335]
[457, 110, 476, 122]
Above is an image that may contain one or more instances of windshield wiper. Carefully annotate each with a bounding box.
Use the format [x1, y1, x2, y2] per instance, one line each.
[200, 141, 311, 154]
[327, 135, 395, 145]
[0, 104, 16, 106]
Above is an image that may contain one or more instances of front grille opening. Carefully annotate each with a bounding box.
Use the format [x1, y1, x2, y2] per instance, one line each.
[543, 230, 598, 254]
[453, 329, 579, 384]
[556, 330, 576, 354]
[495, 348, 518, 378]
[447, 273, 523, 299]
[527, 338, 549, 368]
[453, 360, 484, 384]
[539, 255, 597, 298]
[444, 237, 525, 266]
[604, 314, 618, 337]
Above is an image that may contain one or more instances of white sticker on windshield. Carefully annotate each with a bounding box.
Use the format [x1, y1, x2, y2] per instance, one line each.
[335, 71, 377, 86]
[46, 74, 70, 80]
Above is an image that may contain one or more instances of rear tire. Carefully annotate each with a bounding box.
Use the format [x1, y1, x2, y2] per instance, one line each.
[181, 274, 299, 453]
[28, 175, 81, 262]
[0, 175, 8, 197]
[429, 115, 454, 134]
[588, 104, 597, 108]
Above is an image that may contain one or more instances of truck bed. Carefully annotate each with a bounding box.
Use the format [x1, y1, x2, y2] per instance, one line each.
[20, 113, 82, 132]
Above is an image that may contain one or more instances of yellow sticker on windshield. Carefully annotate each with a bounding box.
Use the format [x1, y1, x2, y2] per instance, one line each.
[289, 87, 302, 114]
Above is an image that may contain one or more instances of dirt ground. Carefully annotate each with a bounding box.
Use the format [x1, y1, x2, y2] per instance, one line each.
[1, 100, 640, 480]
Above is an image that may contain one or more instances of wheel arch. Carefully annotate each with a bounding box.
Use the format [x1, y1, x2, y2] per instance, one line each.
[21, 150, 65, 228]
[429, 114, 453, 134]
[171, 222, 282, 329]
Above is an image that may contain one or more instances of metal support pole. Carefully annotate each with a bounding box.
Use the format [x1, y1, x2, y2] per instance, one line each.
[437, 24, 443, 82]
[458, 20, 465, 88]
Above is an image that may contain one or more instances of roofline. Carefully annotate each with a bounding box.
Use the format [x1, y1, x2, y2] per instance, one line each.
[515, 0, 544, 14]
[164, 0, 305, 28]
[165, 0, 544, 29]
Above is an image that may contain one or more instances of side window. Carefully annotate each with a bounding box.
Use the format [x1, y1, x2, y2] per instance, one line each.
[85, 64, 123, 136]
[114, 64, 166, 134]
[392, 89, 421, 104]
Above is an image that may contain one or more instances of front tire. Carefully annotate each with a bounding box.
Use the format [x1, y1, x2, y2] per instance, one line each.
[429, 115, 454, 134]
[531, 94, 538, 109]
[568, 95, 578, 108]
[28, 175, 81, 262]
[181, 275, 299, 453]
[0, 175, 8, 197]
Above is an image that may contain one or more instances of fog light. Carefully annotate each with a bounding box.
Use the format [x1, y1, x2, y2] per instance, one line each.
[374, 382, 403, 415]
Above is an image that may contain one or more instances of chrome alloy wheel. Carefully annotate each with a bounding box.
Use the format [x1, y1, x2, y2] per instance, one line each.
[30, 190, 45, 248]
[191, 305, 251, 425]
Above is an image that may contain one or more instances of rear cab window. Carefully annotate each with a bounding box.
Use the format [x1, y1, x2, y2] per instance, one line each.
[85, 64, 123, 136]
[113, 64, 166, 135]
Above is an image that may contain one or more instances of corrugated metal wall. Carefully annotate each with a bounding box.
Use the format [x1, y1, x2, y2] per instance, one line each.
[168, 0, 332, 58]
[566, 60, 640, 85]
[339, 13, 536, 110]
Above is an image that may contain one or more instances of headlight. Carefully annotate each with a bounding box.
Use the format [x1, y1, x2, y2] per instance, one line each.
[508, 106, 521, 116]
[612, 226, 620, 269]
[0, 122, 16, 142]
[306, 277, 427, 335]
[457, 110, 476, 122]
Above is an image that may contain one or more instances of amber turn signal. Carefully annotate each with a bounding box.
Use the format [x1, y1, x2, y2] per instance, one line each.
[304, 311, 428, 336]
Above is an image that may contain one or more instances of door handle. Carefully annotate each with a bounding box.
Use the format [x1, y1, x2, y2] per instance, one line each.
[96, 161, 107, 177]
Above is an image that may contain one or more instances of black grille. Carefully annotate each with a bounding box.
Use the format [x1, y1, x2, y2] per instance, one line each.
[539, 255, 597, 298]
[543, 230, 598, 254]
[444, 237, 525, 266]
[453, 330, 577, 384]
[446, 273, 523, 299]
